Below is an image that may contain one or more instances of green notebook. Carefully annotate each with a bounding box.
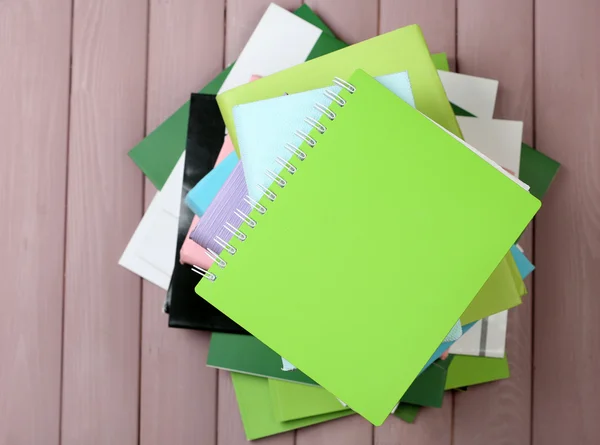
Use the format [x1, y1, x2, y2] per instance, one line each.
[197, 69, 540, 425]
[208, 332, 448, 407]
[232, 373, 352, 440]
[218, 24, 462, 155]
[269, 379, 349, 422]
[446, 355, 510, 389]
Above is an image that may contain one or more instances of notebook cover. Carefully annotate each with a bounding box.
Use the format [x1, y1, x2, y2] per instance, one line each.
[231, 373, 352, 441]
[198, 69, 540, 425]
[218, 24, 462, 155]
[207, 331, 463, 407]
[232, 71, 519, 326]
[456, 116, 524, 175]
[437, 71, 498, 119]
[128, 4, 336, 190]
[393, 403, 421, 423]
[445, 355, 510, 389]
[166, 94, 245, 332]
[179, 215, 212, 270]
[184, 151, 238, 216]
[268, 379, 349, 422]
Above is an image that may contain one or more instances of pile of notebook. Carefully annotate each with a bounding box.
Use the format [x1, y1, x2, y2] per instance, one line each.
[119, 3, 561, 440]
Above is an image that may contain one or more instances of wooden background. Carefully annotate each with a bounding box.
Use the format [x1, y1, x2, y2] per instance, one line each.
[1, 0, 599, 443]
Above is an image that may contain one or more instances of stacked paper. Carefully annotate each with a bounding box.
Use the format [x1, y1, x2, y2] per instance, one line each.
[119, 3, 560, 440]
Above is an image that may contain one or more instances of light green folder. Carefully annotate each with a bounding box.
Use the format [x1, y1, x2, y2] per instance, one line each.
[269, 379, 349, 422]
[446, 355, 510, 389]
[197, 70, 540, 425]
[461, 251, 525, 324]
[217, 24, 462, 154]
[232, 373, 352, 440]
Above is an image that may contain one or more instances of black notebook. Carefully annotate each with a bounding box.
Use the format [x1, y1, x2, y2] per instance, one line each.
[166, 93, 247, 333]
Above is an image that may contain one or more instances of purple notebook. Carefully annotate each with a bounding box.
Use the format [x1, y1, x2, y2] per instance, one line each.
[189, 161, 250, 254]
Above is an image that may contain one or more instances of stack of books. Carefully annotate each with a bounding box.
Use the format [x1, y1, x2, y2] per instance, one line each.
[119, 3, 560, 440]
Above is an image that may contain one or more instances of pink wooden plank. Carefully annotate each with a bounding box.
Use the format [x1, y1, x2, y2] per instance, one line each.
[217, 371, 296, 445]
[293, 0, 377, 443]
[60, 0, 147, 443]
[379, 0, 456, 68]
[453, 1, 534, 443]
[374, 1, 456, 443]
[297, 416, 372, 445]
[0, 1, 71, 443]
[375, 394, 453, 445]
[533, 1, 600, 443]
[139, 1, 224, 444]
[225, 0, 303, 65]
[304, 0, 378, 44]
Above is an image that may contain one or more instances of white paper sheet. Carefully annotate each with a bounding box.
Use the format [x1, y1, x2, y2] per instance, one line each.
[438, 70, 499, 119]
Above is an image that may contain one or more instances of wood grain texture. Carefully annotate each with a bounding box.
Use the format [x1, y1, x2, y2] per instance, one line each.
[297, 416, 372, 445]
[304, 0, 378, 43]
[374, 2, 455, 444]
[225, 0, 302, 65]
[453, 2, 534, 444]
[139, 1, 224, 444]
[0, 0, 71, 443]
[533, 0, 600, 443]
[375, 394, 453, 445]
[60, 0, 147, 443]
[379, 0, 456, 68]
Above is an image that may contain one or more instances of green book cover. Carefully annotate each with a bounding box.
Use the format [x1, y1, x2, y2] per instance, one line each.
[393, 403, 421, 423]
[446, 355, 510, 389]
[232, 373, 352, 441]
[209, 333, 448, 408]
[218, 25, 462, 156]
[199, 69, 539, 425]
[269, 379, 349, 422]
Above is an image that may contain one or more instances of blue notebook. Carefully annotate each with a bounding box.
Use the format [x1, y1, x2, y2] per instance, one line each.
[185, 151, 238, 216]
[510, 245, 535, 278]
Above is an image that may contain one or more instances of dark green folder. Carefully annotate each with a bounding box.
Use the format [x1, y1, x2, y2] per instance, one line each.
[208, 333, 448, 408]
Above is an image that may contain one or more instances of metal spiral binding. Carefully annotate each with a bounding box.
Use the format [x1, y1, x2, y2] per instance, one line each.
[284, 142, 306, 161]
[206, 248, 227, 268]
[201, 77, 355, 282]
[304, 117, 326, 134]
[214, 236, 236, 255]
[233, 208, 256, 228]
[265, 169, 287, 187]
[314, 103, 336, 120]
[244, 195, 267, 214]
[192, 265, 217, 281]
[275, 157, 297, 174]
